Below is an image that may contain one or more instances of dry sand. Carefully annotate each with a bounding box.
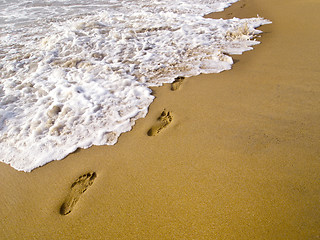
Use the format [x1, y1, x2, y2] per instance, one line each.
[1, 0, 320, 239]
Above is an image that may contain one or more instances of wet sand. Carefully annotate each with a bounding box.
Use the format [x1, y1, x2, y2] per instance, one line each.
[1, 0, 320, 239]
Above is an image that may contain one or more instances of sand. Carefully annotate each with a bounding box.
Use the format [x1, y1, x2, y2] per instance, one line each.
[1, 0, 320, 239]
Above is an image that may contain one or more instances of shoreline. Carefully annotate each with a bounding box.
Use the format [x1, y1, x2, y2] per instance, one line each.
[1, 0, 320, 239]
[0, 0, 269, 173]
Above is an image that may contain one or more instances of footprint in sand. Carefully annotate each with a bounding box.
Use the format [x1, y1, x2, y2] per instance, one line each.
[147, 110, 173, 136]
[60, 172, 97, 215]
[171, 76, 185, 91]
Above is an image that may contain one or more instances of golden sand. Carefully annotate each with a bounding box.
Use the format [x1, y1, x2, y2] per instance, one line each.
[1, 0, 320, 239]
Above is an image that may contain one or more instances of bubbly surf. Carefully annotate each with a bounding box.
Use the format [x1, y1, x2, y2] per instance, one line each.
[0, 0, 271, 172]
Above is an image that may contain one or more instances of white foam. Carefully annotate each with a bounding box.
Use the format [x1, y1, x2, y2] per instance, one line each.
[0, 0, 271, 171]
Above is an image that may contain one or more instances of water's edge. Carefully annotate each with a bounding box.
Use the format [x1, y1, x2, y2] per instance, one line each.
[0, 0, 271, 171]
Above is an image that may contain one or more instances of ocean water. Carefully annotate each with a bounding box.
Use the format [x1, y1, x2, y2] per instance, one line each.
[0, 0, 270, 172]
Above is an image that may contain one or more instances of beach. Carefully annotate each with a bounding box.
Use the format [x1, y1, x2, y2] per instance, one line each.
[1, 0, 320, 239]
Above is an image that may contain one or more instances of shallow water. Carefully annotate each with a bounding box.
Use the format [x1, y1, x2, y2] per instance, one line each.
[0, 0, 270, 171]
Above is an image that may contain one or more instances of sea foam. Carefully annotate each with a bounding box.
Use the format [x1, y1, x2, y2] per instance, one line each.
[0, 0, 271, 171]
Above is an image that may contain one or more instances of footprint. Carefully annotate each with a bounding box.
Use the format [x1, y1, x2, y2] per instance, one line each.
[171, 76, 185, 91]
[60, 172, 97, 215]
[147, 110, 173, 136]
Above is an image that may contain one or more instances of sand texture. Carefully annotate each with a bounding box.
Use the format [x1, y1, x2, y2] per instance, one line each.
[1, 0, 320, 239]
